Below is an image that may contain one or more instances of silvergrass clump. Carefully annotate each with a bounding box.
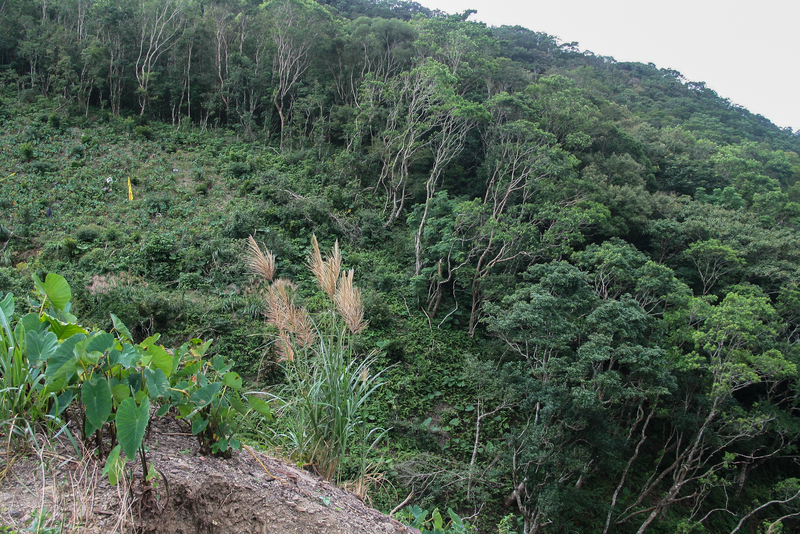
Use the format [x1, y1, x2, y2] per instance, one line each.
[244, 234, 385, 483]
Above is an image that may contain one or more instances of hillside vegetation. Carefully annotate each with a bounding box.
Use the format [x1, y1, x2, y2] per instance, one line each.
[2, 0, 800, 533]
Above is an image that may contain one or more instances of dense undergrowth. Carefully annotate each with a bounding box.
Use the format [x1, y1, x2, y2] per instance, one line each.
[3, 0, 800, 532]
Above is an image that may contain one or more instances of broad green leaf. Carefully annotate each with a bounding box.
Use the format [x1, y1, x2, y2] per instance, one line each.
[20, 313, 45, 335]
[229, 392, 248, 415]
[42, 376, 67, 397]
[189, 338, 213, 358]
[103, 445, 125, 486]
[222, 371, 242, 390]
[117, 344, 137, 368]
[82, 376, 113, 434]
[156, 404, 170, 417]
[189, 383, 221, 408]
[127, 372, 143, 394]
[247, 395, 273, 420]
[191, 417, 208, 435]
[112, 383, 130, 404]
[138, 334, 162, 349]
[45, 334, 85, 384]
[49, 389, 75, 416]
[86, 332, 115, 355]
[432, 508, 443, 531]
[145, 344, 173, 377]
[42, 313, 87, 340]
[144, 367, 170, 399]
[134, 389, 148, 404]
[26, 330, 59, 367]
[32, 273, 71, 312]
[117, 397, 150, 461]
[175, 360, 202, 380]
[211, 354, 232, 373]
[110, 313, 133, 342]
[75, 337, 102, 367]
[214, 437, 229, 453]
[447, 509, 463, 528]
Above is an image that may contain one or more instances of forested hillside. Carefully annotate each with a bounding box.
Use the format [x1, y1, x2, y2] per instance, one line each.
[2, 0, 800, 532]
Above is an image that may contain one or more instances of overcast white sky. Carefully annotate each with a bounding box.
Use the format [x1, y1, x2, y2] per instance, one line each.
[414, 0, 800, 133]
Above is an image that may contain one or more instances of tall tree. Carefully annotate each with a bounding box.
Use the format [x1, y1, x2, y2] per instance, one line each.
[263, 0, 331, 146]
[134, 0, 188, 115]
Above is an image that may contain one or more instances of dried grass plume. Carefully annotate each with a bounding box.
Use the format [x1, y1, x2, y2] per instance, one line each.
[265, 278, 315, 361]
[335, 269, 368, 334]
[308, 234, 341, 300]
[246, 235, 275, 282]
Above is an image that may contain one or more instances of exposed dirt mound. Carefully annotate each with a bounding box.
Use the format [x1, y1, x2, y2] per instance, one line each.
[0, 416, 417, 534]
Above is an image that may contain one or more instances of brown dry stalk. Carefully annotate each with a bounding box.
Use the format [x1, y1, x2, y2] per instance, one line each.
[335, 269, 368, 334]
[308, 234, 341, 301]
[246, 235, 275, 282]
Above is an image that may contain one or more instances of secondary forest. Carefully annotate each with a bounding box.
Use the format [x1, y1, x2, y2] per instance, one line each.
[2, 0, 800, 532]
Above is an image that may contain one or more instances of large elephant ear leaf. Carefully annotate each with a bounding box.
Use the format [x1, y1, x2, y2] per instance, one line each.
[117, 397, 150, 461]
[82, 375, 113, 435]
[32, 273, 71, 312]
[110, 313, 133, 342]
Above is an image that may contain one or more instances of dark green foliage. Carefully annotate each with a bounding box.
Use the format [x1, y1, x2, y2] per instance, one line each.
[18, 142, 33, 161]
[133, 125, 154, 140]
[75, 225, 103, 243]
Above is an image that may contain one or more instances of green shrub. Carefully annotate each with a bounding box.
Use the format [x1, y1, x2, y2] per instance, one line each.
[134, 125, 154, 140]
[227, 161, 250, 178]
[75, 225, 103, 243]
[43, 237, 78, 260]
[145, 195, 171, 216]
[78, 248, 108, 272]
[30, 160, 57, 174]
[195, 181, 209, 195]
[18, 142, 33, 161]
[141, 233, 177, 281]
[104, 227, 120, 242]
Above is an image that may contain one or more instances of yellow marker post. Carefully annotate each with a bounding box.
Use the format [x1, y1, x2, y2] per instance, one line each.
[128, 177, 133, 200]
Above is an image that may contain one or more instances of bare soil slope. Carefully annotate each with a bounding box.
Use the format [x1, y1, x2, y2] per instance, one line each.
[0, 416, 416, 534]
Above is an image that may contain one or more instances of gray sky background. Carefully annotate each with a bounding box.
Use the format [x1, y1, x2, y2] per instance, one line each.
[414, 0, 800, 133]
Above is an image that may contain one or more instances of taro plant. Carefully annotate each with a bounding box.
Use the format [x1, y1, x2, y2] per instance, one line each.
[395, 506, 474, 534]
[246, 235, 389, 481]
[168, 339, 274, 457]
[1, 272, 272, 493]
